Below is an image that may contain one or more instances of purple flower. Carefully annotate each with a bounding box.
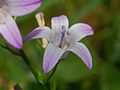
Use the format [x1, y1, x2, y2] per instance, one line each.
[0, 0, 41, 16]
[0, 0, 41, 49]
[24, 15, 94, 73]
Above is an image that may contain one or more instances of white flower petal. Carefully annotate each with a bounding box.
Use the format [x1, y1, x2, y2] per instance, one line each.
[69, 23, 94, 41]
[51, 15, 69, 32]
[2, 0, 41, 16]
[43, 43, 65, 73]
[24, 26, 52, 42]
[68, 42, 92, 69]
[0, 9, 22, 49]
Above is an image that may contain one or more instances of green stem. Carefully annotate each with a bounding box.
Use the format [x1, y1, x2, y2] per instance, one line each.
[47, 64, 58, 83]
[19, 49, 42, 85]
[50, 80, 56, 90]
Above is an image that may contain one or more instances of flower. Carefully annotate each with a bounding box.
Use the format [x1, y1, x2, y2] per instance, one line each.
[0, 9, 22, 49]
[0, 0, 41, 16]
[24, 15, 94, 73]
[0, 0, 41, 49]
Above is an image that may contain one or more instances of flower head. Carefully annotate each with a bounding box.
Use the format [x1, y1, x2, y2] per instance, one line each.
[0, 0, 41, 16]
[0, 0, 41, 49]
[24, 15, 94, 73]
[0, 9, 22, 49]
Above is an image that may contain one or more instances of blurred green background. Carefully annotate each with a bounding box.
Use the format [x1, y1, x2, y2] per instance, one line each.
[0, 0, 120, 90]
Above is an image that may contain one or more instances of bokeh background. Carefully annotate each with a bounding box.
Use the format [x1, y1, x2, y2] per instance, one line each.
[0, 0, 120, 90]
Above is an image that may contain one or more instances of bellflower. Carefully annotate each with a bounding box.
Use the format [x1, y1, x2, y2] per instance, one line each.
[0, 0, 41, 16]
[0, 0, 41, 49]
[24, 15, 94, 73]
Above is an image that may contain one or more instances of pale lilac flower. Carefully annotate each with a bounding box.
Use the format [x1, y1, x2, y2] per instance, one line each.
[0, 0, 41, 16]
[24, 15, 94, 73]
[0, 9, 22, 49]
[0, 0, 41, 49]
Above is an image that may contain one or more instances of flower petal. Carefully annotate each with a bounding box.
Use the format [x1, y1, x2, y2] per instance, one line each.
[3, 0, 41, 16]
[69, 23, 94, 41]
[0, 9, 22, 49]
[43, 43, 65, 73]
[23, 26, 52, 42]
[51, 15, 69, 32]
[68, 42, 92, 69]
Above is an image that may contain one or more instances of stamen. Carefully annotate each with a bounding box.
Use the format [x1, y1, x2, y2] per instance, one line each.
[57, 25, 72, 49]
[58, 26, 66, 48]
[61, 25, 67, 41]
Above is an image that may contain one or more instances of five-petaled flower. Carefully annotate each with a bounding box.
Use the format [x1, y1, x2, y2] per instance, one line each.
[24, 15, 94, 73]
[0, 0, 41, 49]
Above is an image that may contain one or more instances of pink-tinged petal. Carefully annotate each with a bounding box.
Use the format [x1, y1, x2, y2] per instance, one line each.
[68, 42, 92, 70]
[3, 0, 41, 16]
[43, 43, 65, 73]
[24, 26, 52, 42]
[0, 9, 22, 49]
[51, 15, 69, 32]
[69, 23, 94, 41]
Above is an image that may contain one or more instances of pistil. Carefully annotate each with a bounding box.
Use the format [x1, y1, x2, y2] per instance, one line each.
[58, 26, 72, 49]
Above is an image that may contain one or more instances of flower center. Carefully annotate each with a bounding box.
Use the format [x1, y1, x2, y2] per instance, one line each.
[57, 26, 72, 49]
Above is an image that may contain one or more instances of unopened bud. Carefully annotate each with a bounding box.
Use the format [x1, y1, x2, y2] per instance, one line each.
[35, 12, 48, 48]
[35, 12, 45, 27]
